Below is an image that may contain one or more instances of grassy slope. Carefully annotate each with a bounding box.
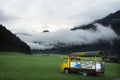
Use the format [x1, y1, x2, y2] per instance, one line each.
[0, 52, 120, 80]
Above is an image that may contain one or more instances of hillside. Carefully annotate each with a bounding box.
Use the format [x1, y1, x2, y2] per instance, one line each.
[70, 10, 120, 55]
[71, 10, 120, 35]
[0, 24, 31, 54]
[36, 10, 120, 55]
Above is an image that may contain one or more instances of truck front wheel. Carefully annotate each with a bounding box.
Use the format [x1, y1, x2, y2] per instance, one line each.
[82, 70, 88, 76]
[64, 69, 69, 74]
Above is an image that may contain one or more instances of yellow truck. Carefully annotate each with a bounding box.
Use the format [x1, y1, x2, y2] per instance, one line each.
[61, 51, 106, 76]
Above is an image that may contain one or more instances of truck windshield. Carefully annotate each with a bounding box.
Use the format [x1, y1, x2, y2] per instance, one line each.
[62, 58, 68, 63]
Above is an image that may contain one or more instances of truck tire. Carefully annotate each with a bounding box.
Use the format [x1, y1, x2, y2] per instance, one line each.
[82, 71, 88, 76]
[64, 69, 69, 74]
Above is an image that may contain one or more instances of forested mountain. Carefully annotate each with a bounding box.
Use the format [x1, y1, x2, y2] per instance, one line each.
[71, 10, 120, 35]
[70, 10, 120, 55]
[0, 24, 31, 54]
[37, 10, 120, 55]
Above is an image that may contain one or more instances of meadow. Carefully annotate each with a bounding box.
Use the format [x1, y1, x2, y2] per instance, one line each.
[0, 52, 120, 80]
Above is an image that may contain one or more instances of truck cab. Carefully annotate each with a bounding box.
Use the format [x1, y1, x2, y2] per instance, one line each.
[61, 51, 106, 76]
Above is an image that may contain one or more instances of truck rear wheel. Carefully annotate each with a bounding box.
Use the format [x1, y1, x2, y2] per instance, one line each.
[82, 71, 88, 76]
[64, 69, 69, 74]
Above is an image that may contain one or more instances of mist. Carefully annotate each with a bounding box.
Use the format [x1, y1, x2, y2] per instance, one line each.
[16, 23, 119, 50]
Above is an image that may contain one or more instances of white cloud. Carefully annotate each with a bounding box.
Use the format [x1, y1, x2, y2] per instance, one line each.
[17, 24, 119, 50]
[27, 42, 53, 50]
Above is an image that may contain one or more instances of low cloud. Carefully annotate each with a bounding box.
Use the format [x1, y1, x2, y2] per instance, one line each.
[17, 23, 119, 50]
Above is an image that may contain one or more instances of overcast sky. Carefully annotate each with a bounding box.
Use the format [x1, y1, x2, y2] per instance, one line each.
[0, 0, 120, 49]
[0, 0, 120, 32]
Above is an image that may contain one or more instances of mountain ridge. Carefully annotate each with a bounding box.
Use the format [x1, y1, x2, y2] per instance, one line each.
[71, 10, 120, 35]
[0, 24, 31, 54]
[36, 10, 120, 55]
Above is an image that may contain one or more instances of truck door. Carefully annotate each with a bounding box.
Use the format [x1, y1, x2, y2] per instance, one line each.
[61, 58, 70, 72]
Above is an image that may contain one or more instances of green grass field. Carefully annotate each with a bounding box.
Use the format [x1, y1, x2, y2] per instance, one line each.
[0, 52, 120, 80]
